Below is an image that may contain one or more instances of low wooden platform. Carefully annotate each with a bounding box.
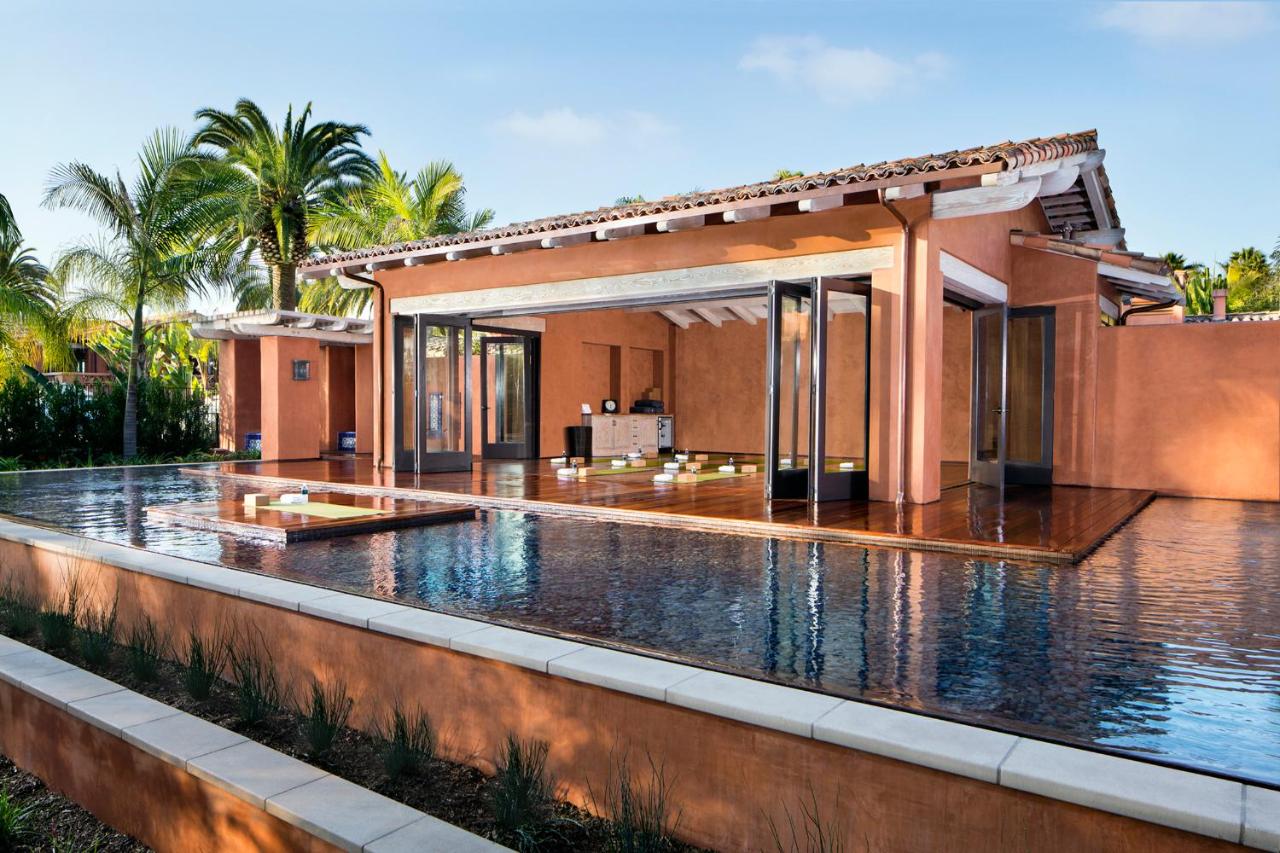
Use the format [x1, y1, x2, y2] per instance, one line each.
[182, 459, 1155, 562]
[146, 491, 476, 543]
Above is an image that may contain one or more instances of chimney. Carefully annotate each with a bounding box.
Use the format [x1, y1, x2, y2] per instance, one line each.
[1212, 289, 1228, 321]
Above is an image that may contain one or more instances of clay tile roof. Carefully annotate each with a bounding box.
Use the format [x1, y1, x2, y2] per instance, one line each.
[306, 129, 1101, 270]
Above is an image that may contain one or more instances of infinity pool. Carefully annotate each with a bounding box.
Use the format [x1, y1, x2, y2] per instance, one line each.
[1, 465, 1277, 787]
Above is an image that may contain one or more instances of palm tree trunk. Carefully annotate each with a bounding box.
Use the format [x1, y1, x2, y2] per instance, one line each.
[122, 295, 145, 458]
[272, 263, 297, 311]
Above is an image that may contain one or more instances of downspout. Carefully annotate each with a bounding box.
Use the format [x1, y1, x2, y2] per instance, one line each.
[340, 272, 386, 471]
[877, 190, 912, 505]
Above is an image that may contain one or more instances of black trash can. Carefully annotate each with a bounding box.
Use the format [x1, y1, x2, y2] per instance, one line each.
[565, 425, 592, 459]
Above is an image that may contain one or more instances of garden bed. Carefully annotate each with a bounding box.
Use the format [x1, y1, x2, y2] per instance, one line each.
[0, 753, 148, 851]
[0, 587, 699, 853]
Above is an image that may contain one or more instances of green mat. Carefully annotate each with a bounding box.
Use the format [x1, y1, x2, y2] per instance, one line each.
[263, 501, 386, 520]
[653, 470, 752, 484]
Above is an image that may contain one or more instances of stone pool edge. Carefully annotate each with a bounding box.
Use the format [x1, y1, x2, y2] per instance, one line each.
[0, 517, 1273, 851]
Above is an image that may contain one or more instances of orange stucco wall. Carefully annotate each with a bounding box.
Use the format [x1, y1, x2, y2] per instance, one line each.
[0, 539, 1248, 853]
[218, 339, 260, 452]
[941, 304, 972, 463]
[1094, 323, 1280, 500]
[353, 345, 373, 454]
[320, 345, 356, 452]
[259, 336, 322, 462]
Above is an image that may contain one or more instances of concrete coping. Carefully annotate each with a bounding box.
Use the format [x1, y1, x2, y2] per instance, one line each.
[0, 516, 1273, 850]
[0, 632, 507, 852]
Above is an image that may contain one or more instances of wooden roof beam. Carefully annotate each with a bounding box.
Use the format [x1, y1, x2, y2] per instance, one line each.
[656, 214, 706, 233]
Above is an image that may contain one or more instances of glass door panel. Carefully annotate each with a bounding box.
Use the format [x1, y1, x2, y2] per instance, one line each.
[813, 278, 871, 501]
[970, 305, 1008, 488]
[767, 281, 814, 500]
[392, 316, 416, 472]
[481, 335, 538, 459]
[417, 316, 472, 472]
[1006, 307, 1055, 485]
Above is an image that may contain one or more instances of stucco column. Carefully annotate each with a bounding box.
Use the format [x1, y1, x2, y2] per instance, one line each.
[354, 344, 374, 454]
[218, 339, 260, 452]
[868, 266, 902, 502]
[904, 226, 944, 504]
[259, 335, 323, 462]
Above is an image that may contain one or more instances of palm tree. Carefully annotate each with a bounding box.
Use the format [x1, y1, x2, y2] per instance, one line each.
[43, 128, 243, 458]
[0, 193, 58, 375]
[1224, 247, 1276, 312]
[297, 153, 495, 315]
[192, 99, 374, 311]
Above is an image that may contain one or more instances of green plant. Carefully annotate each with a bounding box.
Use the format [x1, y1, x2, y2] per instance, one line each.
[490, 734, 559, 851]
[0, 784, 35, 852]
[376, 702, 436, 780]
[75, 595, 118, 667]
[182, 628, 228, 701]
[228, 634, 284, 726]
[766, 786, 846, 853]
[590, 749, 680, 853]
[0, 581, 38, 638]
[124, 616, 167, 681]
[300, 678, 353, 758]
[37, 580, 79, 651]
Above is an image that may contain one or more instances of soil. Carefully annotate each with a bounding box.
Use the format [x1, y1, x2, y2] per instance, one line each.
[0, 617, 700, 852]
[0, 754, 148, 852]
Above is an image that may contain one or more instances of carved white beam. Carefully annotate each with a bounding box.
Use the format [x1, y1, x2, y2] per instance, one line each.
[1080, 169, 1114, 230]
[365, 260, 399, 272]
[656, 214, 705, 233]
[932, 177, 1042, 220]
[883, 183, 925, 201]
[445, 247, 490, 261]
[1074, 227, 1126, 247]
[404, 256, 439, 267]
[728, 304, 758, 324]
[798, 195, 844, 213]
[541, 233, 593, 249]
[595, 223, 646, 241]
[659, 308, 692, 329]
[690, 306, 723, 327]
[723, 205, 772, 223]
[1037, 165, 1080, 197]
[491, 239, 542, 255]
[940, 251, 1009, 304]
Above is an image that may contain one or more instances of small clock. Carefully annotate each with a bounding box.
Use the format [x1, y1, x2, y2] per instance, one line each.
[602, 398, 619, 414]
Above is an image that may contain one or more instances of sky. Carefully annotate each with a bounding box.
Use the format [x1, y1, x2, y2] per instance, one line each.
[2, 0, 1277, 313]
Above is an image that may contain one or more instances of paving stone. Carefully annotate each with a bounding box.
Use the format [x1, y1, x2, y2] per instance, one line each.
[0, 650, 77, 686]
[266, 774, 421, 851]
[236, 575, 334, 611]
[365, 814, 510, 852]
[1000, 739, 1244, 842]
[813, 700, 1018, 784]
[187, 740, 329, 809]
[301, 593, 408, 628]
[67, 690, 183, 737]
[23, 668, 124, 708]
[450, 626, 584, 672]
[368, 608, 488, 648]
[1244, 785, 1280, 850]
[666, 671, 843, 738]
[548, 646, 700, 701]
[123, 712, 248, 769]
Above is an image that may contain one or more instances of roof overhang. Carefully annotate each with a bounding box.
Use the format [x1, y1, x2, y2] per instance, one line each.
[191, 310, 373, 345]
[1009, 232, 1181, 304]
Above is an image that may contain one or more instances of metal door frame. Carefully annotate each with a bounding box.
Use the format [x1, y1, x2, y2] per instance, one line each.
[970, 304, 1009, 488]
[1005, 306, 1056, 486]
[811, 276, 871, 501]
[477, 329, 540, 460]
[414, 314, 473, 473]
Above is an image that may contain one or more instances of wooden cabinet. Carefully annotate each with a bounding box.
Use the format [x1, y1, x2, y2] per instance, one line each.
[589, 415, 668, 457]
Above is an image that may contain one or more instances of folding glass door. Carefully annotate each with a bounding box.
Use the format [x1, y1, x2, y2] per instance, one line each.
[392, 314, 473, 473]
[766, 277, 870, 502]
[970, 305, 1008, 488]
[480, 334, 539, 459]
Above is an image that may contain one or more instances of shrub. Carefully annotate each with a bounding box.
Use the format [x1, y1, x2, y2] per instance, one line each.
[766, 786, 845, 853]
[76, 596, 118, 667]
[300, 679, 353, 758]
[124, 616, 166, 682]
[0, 582, 38, 638]
[228, 635, 284, 726]
[182, 628, 228, 701]
[591, 750, 680, 853]
[376, 702, 436, 780]
[490, 734, 558, 851]
[0, 784, 35, 852]
[37, 582, 79, 652]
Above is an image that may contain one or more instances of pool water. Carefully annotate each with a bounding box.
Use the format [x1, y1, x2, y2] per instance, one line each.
[1, 466, 1278, 787]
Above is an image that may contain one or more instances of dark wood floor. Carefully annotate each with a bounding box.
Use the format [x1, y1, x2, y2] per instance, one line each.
[191, 458, 1154, 563]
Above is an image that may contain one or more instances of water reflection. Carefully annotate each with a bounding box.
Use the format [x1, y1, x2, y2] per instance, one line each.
[0, 467, 1278, 785]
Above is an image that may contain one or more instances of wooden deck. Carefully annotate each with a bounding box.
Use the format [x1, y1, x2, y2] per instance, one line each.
[146, 491, 476, 543]
[185, 458, 1155, 563]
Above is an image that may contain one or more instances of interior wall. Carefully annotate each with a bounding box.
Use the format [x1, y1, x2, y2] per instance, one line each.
[941, 305, 972, 463]
[674, 319, 768, 454]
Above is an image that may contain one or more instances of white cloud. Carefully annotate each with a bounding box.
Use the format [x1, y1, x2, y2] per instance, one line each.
[496, 108, 675, 148]
[739, 36, 949, 105]
[1098, 1, 1272, 42]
